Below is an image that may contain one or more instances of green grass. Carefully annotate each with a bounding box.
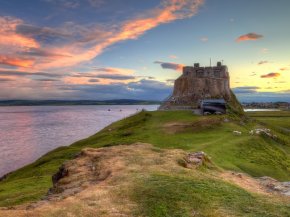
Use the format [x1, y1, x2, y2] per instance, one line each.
[247, 110, 290, 147]
[0, 110, 289, 207]
[132, 173, 290, 217]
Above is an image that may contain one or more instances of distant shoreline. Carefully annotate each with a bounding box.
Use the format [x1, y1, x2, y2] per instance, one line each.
[0, 99, 161, 106]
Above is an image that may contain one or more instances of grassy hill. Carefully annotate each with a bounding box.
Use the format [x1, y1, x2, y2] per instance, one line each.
[0, 110, 289, 216]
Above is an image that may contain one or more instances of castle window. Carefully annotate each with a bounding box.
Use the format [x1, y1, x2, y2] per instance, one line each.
[197, 69, 204, 77]
[214, 71, 220, 77]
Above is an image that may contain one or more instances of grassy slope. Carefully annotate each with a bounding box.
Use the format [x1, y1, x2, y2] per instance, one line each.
[0, 110, 289, 208]
[132, 174, 289, 217]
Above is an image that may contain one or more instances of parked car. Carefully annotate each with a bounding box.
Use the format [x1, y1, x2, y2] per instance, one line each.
[200, 99, 226, 115]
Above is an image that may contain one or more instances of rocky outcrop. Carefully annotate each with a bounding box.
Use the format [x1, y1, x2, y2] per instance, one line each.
[259, 176, 290, 196]
[48, 149, 112, 197]
[178, 151, 213, 168]
[159, 62, 232, 110]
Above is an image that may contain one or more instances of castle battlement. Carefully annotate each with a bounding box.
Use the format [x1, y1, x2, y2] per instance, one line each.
[182, 62, 229, 79]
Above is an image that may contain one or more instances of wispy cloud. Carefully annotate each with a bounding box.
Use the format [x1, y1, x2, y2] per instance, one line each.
[44, 0, 105, 9]
[92, 67, 134, 75]
[236, 33, 263, 42]
[0, 55, 35, 67]
[16, 24, 70, 39]
[154, 61, 184, 71]
[33, 78, 60, 82]
[17, 79, 171, 100]
[87, 0, 104, 8]
[258, 61, 269, 65]
[200, 36, 208, 42]
[64, 66, 137, 85]
[88, 78, 100, 83]
[0, 78, 13, 82]
[261, 48, 269, 53]
[0, 16, 39, 50]
[166, 79, 175, 83]
[261, 72, 280, 78]
[250, 72, 256, 76]
[19, 48, 71, 58]
[95, 74, 136, 80]
[169, 55, 178, 59]
[0, 0, 205, 99]
[43, 0, 80, 9]
[0, 69, 62, 77]
[26, 0, 204, 70]
[232, 86, 260, 94]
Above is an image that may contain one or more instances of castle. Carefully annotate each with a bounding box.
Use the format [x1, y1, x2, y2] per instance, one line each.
[159, 62, 232, 110]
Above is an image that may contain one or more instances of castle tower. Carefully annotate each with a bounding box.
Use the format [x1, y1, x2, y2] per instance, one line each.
[159, 62, 231, 110]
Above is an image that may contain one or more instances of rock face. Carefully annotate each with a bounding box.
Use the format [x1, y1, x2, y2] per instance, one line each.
[159, 62, 231, 110]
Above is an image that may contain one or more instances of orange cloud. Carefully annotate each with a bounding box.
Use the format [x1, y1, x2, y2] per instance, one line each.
[260, 72, 280, 78]
[35, 0, 204, 70]
[280, 67, 288, 71]
[93, 67, 135, 75]
[236, 33, 263, 42]
[0, 0, 204, 73]
[0, 17, 39, 49]
[0, 34, 39, 49]
[0, 55, 34, 67]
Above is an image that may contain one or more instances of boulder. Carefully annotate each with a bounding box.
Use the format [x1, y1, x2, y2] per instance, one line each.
[184, 151, 210, 168]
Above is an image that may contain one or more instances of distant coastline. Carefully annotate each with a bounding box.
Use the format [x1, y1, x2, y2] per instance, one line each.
[0, 99, 161, 106]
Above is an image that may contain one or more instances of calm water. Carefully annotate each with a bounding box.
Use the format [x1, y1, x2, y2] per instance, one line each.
[244, 109, 281, 112]
[0, 105, 158, 176]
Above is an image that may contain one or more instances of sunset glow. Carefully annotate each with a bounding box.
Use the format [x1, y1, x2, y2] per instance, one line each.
[0, 0, 289, 102]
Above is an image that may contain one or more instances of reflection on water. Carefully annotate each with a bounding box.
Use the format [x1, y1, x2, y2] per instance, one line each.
[0, 105, 158, 176]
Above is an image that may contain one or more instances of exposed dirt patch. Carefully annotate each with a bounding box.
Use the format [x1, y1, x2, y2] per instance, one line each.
[0, 143, 187, 217]
[163, 118, 222, 134]
[0, 143, 287, 217]
[219, 171, 272, 195]
[48, 148, 112, 198]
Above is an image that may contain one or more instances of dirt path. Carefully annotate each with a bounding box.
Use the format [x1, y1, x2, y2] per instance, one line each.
[219, 171, 271, 195]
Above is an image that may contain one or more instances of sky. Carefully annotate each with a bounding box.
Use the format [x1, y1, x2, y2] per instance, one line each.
[0, 0, 289, 102]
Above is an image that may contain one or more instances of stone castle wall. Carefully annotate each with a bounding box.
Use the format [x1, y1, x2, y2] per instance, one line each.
[159, 62, 231, 109]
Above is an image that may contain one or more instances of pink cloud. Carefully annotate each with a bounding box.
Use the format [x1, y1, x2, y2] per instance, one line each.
[65, 67, 137, 85]
[236, 33, 263, 42]
[155, 61, 184, 71]
[18, 0, 204, 70]
[92, 67, 135, 75]
[0, 17, 39, 50]
[0, 0, 204, 94]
